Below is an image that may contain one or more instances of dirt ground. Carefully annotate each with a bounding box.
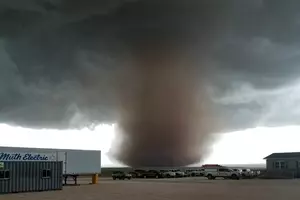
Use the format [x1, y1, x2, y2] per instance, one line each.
[2, 177, 300, 200]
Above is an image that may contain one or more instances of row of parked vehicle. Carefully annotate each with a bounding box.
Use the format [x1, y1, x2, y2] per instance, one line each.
[112, 169, 182, 180]
[111, 164, 261, 180]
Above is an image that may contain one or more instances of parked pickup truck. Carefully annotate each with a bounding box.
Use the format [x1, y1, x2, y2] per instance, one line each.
[204, 167, 240, 180]
[112, 171, 132, 180]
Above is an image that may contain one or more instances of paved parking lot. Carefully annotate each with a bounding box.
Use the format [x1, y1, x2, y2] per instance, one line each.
[3, 177, 300, 200]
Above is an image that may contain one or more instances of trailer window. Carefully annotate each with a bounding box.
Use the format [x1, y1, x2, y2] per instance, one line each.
[42, 169, 52, 178]
[0, 170, 10, 179]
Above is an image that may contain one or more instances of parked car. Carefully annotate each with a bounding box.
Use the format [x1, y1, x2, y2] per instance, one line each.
[112, 171, 132, 180]
[185, 169, 193, 177]
[185, 169, 204, 177]
[241, 169, 254, 178]
[203, 167, 240, 180]
[232, 168, 243, 175]
[146, 170, 164, 178]
[133, 169, 163, 178]
[134, 169, 150, 178]
[172, 169, 185, 177]
[128, 171, 138, 178]
[253, 170, 261, 177]
[160, 170, 176, 178]
[132, 169, 148, 178]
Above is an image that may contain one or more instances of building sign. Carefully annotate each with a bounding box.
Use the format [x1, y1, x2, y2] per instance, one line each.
[0, 152, 57, 162]
[0, 162, 4, 169]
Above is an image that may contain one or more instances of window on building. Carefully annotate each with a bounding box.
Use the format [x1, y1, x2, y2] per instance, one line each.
[284, 162, 288, 169]
[275, 161, 287, 169]
[41, 169, 52, 178]
[0, 170, 10, 179]
[280, 162, 285, 169]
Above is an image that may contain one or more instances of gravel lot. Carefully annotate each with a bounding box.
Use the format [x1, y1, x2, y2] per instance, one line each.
[3, 177, 300, 200]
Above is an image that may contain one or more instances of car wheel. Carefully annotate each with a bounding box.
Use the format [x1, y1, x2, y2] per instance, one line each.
[155, 175, 159, 179]
[207, 174, 213, 180]
[128, 177, 131, 180]
[231, 174, 238, 180]
[144, 175, 147, 178]
[113, 177, 116, 180]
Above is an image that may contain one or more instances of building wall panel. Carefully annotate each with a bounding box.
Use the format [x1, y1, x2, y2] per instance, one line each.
[0, 161, 62, 194]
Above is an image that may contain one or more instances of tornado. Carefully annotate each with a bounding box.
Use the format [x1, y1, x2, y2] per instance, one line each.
[108, 0, 230, 167]
[113, 45, 216, 167]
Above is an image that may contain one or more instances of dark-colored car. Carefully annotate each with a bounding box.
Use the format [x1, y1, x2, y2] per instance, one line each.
[132, 169, 147, 178]
[147, 170, 164, 178]
[133, 169, 163, 178]
[112, 171, 132, 180]
[128, 171, 138, 178]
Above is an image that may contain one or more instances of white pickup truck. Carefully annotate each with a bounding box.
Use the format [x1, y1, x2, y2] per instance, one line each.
[204, 167, 240, 180]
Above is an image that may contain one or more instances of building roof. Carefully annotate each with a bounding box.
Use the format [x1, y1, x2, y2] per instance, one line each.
[264, 152, 300, 159]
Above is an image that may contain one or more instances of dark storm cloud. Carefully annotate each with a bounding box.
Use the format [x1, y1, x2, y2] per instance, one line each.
[0, 0, 230, 129]
[1, 0, 300, 166]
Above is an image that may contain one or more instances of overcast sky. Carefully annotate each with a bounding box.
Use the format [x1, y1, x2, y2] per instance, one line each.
[1, 0, 300, 131]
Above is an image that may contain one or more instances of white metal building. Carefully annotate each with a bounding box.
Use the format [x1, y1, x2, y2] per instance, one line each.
[0, 146, 101, 193]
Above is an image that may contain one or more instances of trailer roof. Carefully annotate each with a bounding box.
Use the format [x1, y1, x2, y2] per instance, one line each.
[0, 146, 100, 151]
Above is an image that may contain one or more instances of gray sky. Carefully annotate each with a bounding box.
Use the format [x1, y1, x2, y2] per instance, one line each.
[1, 0, 300, 132]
